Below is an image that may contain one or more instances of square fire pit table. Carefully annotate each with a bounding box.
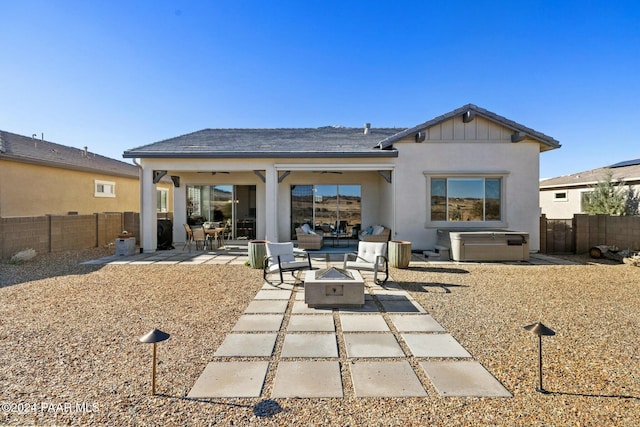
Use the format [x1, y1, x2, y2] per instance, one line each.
[304, 268, 364, 308]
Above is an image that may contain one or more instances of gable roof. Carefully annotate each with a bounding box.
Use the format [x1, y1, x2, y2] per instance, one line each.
[123, 127, 401, 159]
[377, 104, 561, 152]
[0, 130, 138, 178]
[540, 159, 640, 189]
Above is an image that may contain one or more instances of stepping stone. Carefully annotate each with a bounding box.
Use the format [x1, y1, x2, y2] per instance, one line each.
[336, 300, 380, 313]
[379, 299, 426, 313]
[401, 333, 472, 358]
[343, 333, 405, 357]
[244, 300, 289, 314]
[281, 333, 338, 358]
[187, 361, 269, 398]
[350, 361, 427, 397]
[389, 314, 445, 332]
[232, 314, 284, 331]
[291, 300, 333, 314]
[262, 282, 295, 290]
[287, 315, 335, 332]
[420, 360, 512, 397]
[214, 333, 277, 357]
[254, 289, 292, 300]
[372, 290, 414, 300]
[271, 361, 343, 398]
[339, 314, 390, 332]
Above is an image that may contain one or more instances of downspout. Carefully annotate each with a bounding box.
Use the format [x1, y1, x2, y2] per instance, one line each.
[132, 158, 143, 253]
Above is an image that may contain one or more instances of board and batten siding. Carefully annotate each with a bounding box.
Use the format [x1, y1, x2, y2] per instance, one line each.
[425, 115, 512, 141]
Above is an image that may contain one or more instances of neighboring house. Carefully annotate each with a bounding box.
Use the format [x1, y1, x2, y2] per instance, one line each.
[0, 130, 173, 217]
[123, 104, 560, 253]
[540, 159, 640, 219]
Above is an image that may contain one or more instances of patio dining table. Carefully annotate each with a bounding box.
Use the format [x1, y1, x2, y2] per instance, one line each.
[205, 227, 226, 249]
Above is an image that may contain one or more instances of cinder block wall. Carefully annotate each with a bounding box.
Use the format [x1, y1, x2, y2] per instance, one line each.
[50, 215, 97, 252]
[0, 216, 50, 257]
[574, 214, 640, 253]
[1, 212, 146, 259]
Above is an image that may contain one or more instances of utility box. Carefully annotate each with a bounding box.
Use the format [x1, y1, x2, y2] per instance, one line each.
[115, 237, 136, 256]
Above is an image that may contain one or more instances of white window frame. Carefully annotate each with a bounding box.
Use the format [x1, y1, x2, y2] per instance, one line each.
[425, 172, 508, 228]
[553, 191, 568, 202]
[94, 180, 116, 198]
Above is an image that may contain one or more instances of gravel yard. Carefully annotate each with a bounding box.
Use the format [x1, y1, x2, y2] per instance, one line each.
[1, 248, 639, 426]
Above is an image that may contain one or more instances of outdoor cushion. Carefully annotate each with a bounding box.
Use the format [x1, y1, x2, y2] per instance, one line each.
[373, 225, 385, 235]
[300, 223, 312, 234]
[266, 242, 295, 263]
[357, 241, 387, 263]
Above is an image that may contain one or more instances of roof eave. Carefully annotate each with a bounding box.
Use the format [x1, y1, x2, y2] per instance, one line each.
[0, 153, 139, 179]
[122, 150, 399, 159]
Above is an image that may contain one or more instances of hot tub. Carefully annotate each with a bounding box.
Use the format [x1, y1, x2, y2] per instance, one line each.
[438, 229, 529, 262]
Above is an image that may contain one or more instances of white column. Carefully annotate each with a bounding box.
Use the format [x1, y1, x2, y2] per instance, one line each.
[173, 182, 187, 244]
[140, 166, 158, 253]
[265, 166, 278, 242]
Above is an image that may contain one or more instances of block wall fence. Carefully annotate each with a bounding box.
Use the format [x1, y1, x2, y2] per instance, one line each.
[0, 212, 151, 259]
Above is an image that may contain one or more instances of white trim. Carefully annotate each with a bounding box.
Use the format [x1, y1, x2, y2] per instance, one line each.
[94, 180, 116, 198]
[275, 163, 395, 171]
[423, 172, 508, 228]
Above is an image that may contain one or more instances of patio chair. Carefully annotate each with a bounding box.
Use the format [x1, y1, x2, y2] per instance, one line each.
[183, 224, 194, 251]
[263, 242, 312, 284]
[191, 226, 208, 251]
[343, 241, 389, 285]
[295, 226, 324, 250]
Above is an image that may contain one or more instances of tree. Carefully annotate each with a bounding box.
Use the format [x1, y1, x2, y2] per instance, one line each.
[582, 170, 631, 215]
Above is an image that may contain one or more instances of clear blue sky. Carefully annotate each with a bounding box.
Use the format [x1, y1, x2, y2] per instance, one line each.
[2, 0, 638, 179]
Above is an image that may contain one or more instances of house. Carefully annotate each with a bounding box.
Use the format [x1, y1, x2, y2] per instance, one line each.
[0, 130, 174, 217]
[540, 159, 640, 219]
[123, 104, 560, 253]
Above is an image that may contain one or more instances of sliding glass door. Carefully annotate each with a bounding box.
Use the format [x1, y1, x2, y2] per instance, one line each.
[187, 184, 256, 239]
[291, 184, 361, 239]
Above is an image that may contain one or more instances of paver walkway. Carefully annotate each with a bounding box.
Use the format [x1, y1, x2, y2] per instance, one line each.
[83, 248, 575, 398]
[186, 254, 512, 399]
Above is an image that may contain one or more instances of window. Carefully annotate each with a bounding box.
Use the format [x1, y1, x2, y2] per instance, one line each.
[430, 177, 502, 222]
[554, 192, 567, 201]
[157, 189, 168, 213]
[94, 180, 115, 198]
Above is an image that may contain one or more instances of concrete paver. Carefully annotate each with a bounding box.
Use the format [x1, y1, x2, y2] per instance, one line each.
[389, 314, 446, 332]
[287, 315, 335, 332]
[214, 333, 277, 357]
[254, 289, 292, 300]
[421, 360, 512, 397]
[401, 333, 472, 358]
[232, 314, 284, 332]
[350, 361, 427, 397]
[281, 333, 338, 358]
[188, 361, 269, 398]
[343, 333, 405, 358]
[379, 299, 426, 313]
[271, 361, 343, 398]
[339, 314, 390, 332]
[244, 300, 289, 314]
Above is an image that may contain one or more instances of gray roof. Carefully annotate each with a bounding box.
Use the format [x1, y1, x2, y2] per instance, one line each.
[540, 160, 640, 189]
[377, 104, 561, 152]
[123, 127, 402, 159]
[0, 130, 139, 178]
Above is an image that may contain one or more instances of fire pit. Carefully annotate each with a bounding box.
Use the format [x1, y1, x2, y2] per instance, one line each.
[304, 267, 364, 308]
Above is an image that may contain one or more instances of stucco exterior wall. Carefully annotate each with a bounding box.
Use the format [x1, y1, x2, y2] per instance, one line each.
[390, 134, 542, 251]
[0, 159, 173, 217]
[540, 188, 586, 219]
[540, 184, 640, 219]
